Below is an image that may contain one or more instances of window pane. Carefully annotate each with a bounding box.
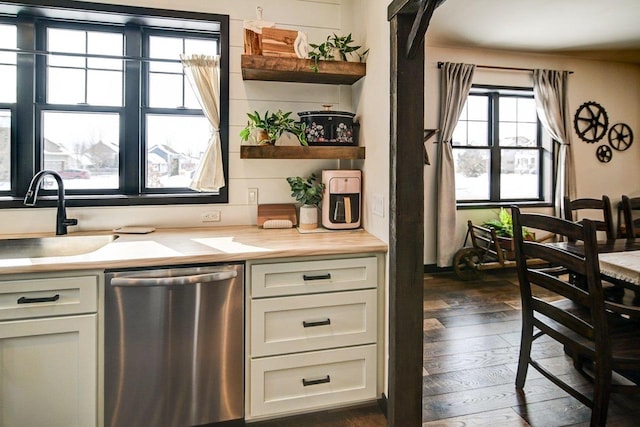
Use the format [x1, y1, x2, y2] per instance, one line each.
[467, 95, 488, 120]
[500, 97, 517, 122]
[48, 68, 86, 104]
[42, 111, 120, 190]
[149, 73, 183, 108]
[467, 122, 488, 146]
[87, 31, 123, 70]
[48, 28, 86, 67]
[184, 38, 217, 55]
[0, 110, 10, 191]
[87, 70, 122, 106]
[518, 98, 537, 122]
[454, 148, 490, 200]
[451, 121, 467, 146]
[145, 114, 210, 189]
[0, 24, 17, 103]
[501, 149, 539, 199]
[149, 36, 183, 73]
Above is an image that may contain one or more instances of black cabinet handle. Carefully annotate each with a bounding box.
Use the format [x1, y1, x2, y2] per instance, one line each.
[302, 375, 331, 387]
[17, 294, 60, 304]
[302, 273, 331, 281]
[303, 318, 331, 328]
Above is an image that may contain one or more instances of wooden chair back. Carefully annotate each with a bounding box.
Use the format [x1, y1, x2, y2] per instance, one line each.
[563, 196, 615, 240]
[621, 195, 640, 238]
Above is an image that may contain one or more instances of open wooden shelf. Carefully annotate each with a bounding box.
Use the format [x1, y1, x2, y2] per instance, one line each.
[240, 145, 365, 160]
[241, 54, 366, 85]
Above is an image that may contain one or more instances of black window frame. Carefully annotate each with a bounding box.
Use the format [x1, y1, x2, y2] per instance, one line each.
[453, 85, 554, 208]
[0, 0, 229, 208]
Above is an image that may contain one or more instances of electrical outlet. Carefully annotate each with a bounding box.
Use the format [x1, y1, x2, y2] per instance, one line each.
[201, 211, 221, 222]
[248, 188, 258, 205]
[372, 194, 384, 217]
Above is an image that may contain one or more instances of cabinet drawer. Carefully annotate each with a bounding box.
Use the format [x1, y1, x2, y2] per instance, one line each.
[0, 275, 98, 321]
[251, 289, 376, 356]
[250, 345, 376, 418]
[250, 256, 378, 298]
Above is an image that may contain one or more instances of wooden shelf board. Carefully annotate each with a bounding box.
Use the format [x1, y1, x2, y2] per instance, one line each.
[240, 145, 365, 160]
[241, 55, 366, 85]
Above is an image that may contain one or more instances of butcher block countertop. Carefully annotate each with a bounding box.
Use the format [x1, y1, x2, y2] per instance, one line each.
[0, 226, 388, 275]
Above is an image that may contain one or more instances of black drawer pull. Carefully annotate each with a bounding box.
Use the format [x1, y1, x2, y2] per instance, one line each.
[303, 318, 331, 328]
[302, 273, 331, 281]
[17, 294, 60, 304]
[302, 375, 331, 387]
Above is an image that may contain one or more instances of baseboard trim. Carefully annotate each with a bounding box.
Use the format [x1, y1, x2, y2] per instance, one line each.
[424, 264, 452, 273]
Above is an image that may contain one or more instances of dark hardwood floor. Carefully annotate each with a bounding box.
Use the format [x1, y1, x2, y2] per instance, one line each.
[248, 270, 640, 426]
[422, 270, 640, 426]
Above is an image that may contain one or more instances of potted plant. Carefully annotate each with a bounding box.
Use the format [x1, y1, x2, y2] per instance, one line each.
[308, 33, 368, 72]
[286, 173, 325, 229]
[482, 208, 535, 259]
[240, 110, 308, 146]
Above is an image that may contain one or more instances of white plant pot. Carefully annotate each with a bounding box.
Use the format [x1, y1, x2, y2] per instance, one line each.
[299, 205, 318, 230]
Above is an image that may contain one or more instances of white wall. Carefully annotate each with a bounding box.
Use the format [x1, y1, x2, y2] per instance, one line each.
[423, 44, 640, 265]
[0, 0, 361, 234]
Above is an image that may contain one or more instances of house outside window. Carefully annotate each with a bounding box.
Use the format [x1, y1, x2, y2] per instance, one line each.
[452, 86, 553, 206]
[0, 2, 229, 208]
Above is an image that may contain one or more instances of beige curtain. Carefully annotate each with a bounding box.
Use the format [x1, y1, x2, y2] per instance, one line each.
[437, 62, 475, 267]
[181, 54, 224, 192]
[532, 69, 576, 217]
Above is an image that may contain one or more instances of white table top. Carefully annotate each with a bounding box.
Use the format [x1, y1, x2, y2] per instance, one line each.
[599, 250, 640, 285]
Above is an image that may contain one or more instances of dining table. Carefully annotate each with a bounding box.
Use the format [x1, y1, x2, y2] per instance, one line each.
[551, 238, 640, 287]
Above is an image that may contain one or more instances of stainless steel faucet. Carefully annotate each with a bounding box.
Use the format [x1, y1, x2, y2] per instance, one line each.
[24, 170, 78, 235]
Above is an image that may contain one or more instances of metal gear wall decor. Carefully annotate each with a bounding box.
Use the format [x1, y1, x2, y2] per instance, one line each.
[574, 101, 609, 143]
[596, 145, 612, 163]
[608, 123, 634, 151]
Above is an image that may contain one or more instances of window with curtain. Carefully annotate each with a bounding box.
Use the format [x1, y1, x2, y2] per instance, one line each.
[452, 85, 553, 205]
[0, 2, 229, 208]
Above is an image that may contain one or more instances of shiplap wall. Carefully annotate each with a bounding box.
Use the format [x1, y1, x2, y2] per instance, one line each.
[1, 0, 362, 233]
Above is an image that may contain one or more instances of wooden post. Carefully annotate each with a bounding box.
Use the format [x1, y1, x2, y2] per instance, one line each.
[387, 9, 425, 427]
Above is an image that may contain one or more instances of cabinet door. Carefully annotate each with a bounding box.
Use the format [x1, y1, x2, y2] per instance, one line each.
[0, 314, 97, 427]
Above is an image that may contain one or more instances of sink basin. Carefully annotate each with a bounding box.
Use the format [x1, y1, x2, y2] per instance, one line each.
[0, 234, 118, 260]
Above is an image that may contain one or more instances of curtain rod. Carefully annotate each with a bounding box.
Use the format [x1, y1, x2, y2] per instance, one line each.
[437, 61, 573, 74]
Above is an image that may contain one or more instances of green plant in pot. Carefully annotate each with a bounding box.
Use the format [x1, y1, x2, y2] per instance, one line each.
[482, 208, 535, 259]
[308, 33, 368, 72]
[240, 110, 307, 146]
[286, 173, 325, 230]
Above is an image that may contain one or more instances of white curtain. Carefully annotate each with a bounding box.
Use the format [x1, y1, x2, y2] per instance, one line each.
[436, 63, 475, 267]
[532, 69, 576, 217]
[181, 54, 224, 192]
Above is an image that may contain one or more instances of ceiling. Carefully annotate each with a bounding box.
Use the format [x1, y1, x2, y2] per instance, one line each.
[425, 0, 640, 64]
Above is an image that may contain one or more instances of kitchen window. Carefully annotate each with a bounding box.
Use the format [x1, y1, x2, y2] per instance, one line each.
[0, 2, 229, 208]
[452, 86, 553, 206]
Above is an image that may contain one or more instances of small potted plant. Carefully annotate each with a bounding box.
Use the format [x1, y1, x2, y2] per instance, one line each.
[482, 208, 535, 259]
[240, 110, 307, 146]
[286, 173, 325, 229]
[308, 33, 368, 72]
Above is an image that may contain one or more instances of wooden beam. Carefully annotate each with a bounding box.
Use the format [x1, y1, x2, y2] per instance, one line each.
[388, 0, 447, 20]
[406, 0, 437, 58]
[387, 10, 425, 427]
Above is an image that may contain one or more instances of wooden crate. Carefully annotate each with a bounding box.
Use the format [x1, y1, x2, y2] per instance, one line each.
[261, 27, 298, 58]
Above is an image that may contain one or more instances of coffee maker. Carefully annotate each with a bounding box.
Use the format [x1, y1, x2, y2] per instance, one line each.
[322, 170, 361, 230]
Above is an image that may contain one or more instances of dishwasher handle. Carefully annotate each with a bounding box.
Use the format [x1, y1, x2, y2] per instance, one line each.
[110, 270, 237, 287]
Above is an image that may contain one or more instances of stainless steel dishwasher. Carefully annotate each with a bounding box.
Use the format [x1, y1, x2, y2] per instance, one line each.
[104, 263, 244, 427]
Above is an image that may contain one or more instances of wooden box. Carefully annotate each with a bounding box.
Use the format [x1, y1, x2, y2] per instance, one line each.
[257, 203, 297, 227]
[261, 28, 298, 58]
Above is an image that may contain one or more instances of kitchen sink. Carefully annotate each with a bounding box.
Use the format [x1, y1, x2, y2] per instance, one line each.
[0, 234, 118, 259]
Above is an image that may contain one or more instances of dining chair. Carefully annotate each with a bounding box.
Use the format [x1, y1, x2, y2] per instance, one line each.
[511, 206, 640, 426]
[620, 195, 640, 238]
[563, 196, 615, 240]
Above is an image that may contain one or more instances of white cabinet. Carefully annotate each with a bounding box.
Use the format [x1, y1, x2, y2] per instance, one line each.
[0, 272, 100, 427]
[246, 255, 382, 420]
